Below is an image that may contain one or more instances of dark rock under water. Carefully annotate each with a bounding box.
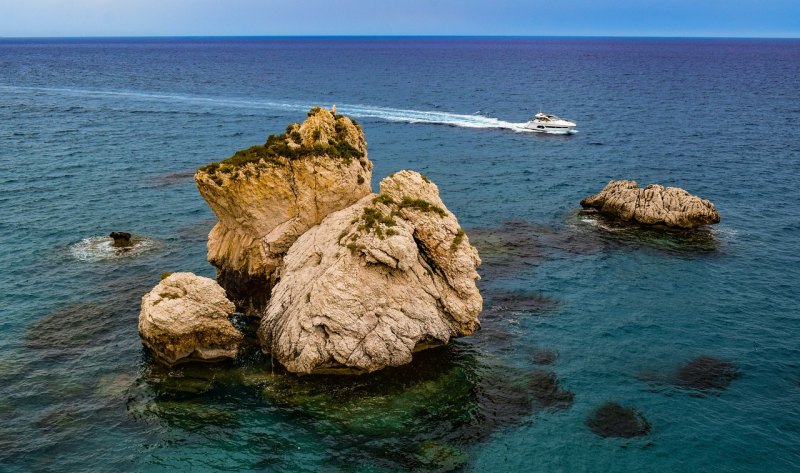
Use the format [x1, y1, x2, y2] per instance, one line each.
[127, 343, 574, 471]
[675, 356, 739, 391]
[530, 348, 558, 365]
[585, 402, 651, 438]
[573, 210, 722, 255]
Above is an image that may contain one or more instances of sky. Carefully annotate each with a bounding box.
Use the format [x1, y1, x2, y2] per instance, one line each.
[0, 0, 798, 38]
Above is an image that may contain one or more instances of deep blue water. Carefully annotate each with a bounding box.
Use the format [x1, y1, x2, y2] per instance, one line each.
[1, 37, 799, 472]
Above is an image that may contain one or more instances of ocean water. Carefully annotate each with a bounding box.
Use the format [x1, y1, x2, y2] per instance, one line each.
[1, 37, 799, 472]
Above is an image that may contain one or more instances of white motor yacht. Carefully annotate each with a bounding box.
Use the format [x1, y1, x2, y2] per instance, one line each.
[523, 112, 577, 134]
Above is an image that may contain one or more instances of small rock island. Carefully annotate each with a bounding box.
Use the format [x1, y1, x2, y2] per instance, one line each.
[139, 106, 482, 374]
[581, 180, 720, 229]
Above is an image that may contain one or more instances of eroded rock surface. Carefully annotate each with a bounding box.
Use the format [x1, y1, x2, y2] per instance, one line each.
[257, 170, 482, 374]
[139, 272, 242, 365]
[195, 106, 372, 313]
[581, 180, 720, 229]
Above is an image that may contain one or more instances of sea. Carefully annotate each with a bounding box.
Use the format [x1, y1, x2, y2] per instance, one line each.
[1, 37, 799, 472]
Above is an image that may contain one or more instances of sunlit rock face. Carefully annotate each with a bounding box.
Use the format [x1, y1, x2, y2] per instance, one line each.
[581, 180, 720, 229]
[138, 272, 242, 366]
[187, 108, 482, 374]
[258, 171, 482, 374]
[194, 106, 372, 314]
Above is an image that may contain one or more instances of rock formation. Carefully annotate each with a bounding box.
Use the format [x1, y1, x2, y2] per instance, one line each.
[257, 170, 482, 374]
[135, 106, 483, 373]
[194, 106, 372, 314]
[580, 180, 720, 229]
[109, 231, 132, 248]
[139, 272, 242, 365]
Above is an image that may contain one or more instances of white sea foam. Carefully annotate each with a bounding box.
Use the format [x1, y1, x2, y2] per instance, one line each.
[69, 235, 159, 262]
[0, 85, 537, 133]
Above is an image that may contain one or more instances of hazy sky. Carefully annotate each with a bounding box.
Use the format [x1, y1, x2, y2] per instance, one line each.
[1, 0, 798, 38]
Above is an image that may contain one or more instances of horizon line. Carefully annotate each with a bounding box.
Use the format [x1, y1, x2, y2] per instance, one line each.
[1, 34, 799, 40]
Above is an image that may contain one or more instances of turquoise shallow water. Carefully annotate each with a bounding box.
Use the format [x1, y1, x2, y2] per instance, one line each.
[1, 37, 800, 471]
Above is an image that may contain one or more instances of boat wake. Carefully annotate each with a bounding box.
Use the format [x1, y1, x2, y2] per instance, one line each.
[1, 85, 538, 133]
[336, 104, 532, 132]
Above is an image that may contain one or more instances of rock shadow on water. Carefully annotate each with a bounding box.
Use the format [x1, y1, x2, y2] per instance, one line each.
[585, 402, 651, 438]
[571, 209, 722, 255]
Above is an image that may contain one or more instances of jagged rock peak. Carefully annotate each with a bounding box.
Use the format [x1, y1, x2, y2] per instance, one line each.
[580, 180, 720, 229]
[257, 170, 483, 375]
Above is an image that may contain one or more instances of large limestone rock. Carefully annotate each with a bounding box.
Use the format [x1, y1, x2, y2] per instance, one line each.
[139, 272, 242, 366]
[195, 106, 372, 313]
[580, 180, 720, 229]
[257, 170, 482, 374]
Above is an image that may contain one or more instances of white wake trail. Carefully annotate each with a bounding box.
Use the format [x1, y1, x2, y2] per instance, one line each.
[1, 85, 534, 132]
[335, 104, 531, 132]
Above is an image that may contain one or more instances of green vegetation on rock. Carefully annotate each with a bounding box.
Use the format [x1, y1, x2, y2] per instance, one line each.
[450, 229, 465, 251]
[397, 196, 446, 216]
[358, 206, 397, 239]
[348, 193, 446, 242]
[198, 109, 365, 181]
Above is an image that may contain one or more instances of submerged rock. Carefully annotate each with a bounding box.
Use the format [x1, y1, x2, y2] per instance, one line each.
[138, 272, 242, 366]
[194, 106, 371, 314]
[586, 401, 651, 438]
[25, 302, 119, 355]
[415, 440, 469, 472]
[530, 348, 558, 365]
[580, 180, 720, 229]
[675, 355, 738, 391]
[109, 231, 133, 248]
[258, 170, 482, 374]
[573, 209, 721, 254]
[484, 291, 560, 316]
[255, 345, 565, 461]
[529, 370, 574, 408]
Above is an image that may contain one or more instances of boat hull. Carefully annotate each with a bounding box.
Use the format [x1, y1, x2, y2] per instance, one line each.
[522, 122, 577, 134]
[522, 115, 577, 134]
[524, 127, 575, 135]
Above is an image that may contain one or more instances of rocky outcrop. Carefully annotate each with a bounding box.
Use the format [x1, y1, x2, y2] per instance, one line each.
[580, 180, 720, 228]
[139, 272, 242, 366]
[109, 231, 132, 248]
[195, 106, 372, 314]
[149, 107, 485, 373]
[257, 170, 482, 374]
